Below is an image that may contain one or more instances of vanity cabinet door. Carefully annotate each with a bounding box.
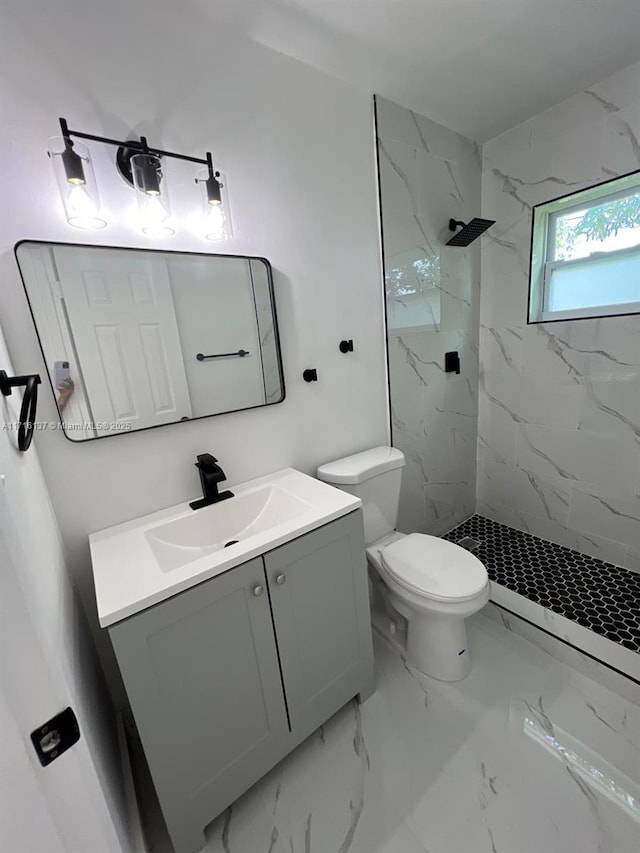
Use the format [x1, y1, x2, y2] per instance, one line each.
[109, 558, 289, 853]
[265, 510, 374, 740]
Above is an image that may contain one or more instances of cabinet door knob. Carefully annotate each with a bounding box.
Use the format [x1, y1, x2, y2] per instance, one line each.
[252, 584, 264, 597]
[275, 574, 286, 585]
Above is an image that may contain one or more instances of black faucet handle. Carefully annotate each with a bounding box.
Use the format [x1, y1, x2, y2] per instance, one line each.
[196, 453, 218, 469]
[190, 452, 233, 510]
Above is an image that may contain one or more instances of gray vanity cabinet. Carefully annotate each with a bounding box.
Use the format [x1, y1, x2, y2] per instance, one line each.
[109, 557, 290, 853]
[109, 510, 373, 853]
[265, 512, 374, 739]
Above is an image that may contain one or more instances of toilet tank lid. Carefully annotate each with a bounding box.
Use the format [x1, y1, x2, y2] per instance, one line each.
[317, 446, 405, 484]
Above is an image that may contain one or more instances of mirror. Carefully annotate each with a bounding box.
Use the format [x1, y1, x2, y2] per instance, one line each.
[16, 241, 285, 441]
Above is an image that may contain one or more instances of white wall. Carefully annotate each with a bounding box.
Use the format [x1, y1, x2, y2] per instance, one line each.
[0, 0, 389, 697]
[478, 62, 640, 569]
[0, 324, 130, 853]
[376, 96, 482, 536]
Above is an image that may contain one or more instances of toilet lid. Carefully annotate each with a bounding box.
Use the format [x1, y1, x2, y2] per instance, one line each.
[381, 533, 487, 601]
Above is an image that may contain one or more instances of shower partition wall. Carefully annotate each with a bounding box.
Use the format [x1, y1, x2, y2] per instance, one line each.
[375, 95, 482, 536]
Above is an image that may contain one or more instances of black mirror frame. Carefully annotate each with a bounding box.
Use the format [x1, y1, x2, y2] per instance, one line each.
[14, 240, 286, 443]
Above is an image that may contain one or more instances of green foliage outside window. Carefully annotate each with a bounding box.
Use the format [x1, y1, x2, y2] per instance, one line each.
[555, 192, 640, 260]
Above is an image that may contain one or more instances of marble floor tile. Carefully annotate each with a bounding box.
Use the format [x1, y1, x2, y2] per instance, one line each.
[138, 615, 640, 853]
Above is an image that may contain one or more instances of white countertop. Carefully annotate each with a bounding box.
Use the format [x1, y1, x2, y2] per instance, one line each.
[90, 468, 361, 627]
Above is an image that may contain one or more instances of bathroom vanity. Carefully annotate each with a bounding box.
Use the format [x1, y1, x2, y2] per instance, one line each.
[90, 469, 374, 853]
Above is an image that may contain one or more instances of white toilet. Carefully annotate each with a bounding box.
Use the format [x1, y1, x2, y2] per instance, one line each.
[317, 446, 489, 681]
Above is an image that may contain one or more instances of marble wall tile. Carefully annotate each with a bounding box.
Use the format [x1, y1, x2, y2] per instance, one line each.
[589, 62, 640, 113]
[521, 323, 587, 377]
[604, 103, 640, 174]
[568, 486, 640, 546]
[423, 481, 475, 536]
[411, 109, 481, 166]
[375, 98, 426, 155]
[478, 271, 529, 328]
[479, 325, 524, 375]
[481, 228, 531, 283]
[478, 62, 640, 563]
[376, 137, 418, 213]
[382, 210, 437, 266]
[577, 374, 640, 439]
[624, 545, 640, 574]
[438, 276, 475, 333]
[515, 424, 638, 496]
[477, 392, 519, 464]
[484, 374, 581, 430]
[377, 95, 481, 535]
[477, 458, 572, 527]
[570, 317, 640, 377]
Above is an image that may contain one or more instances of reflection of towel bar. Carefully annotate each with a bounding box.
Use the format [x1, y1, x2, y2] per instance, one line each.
[196, 350, 250, 361]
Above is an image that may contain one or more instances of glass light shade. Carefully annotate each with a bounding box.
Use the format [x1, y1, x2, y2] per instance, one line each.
[48, 136, 106, 229]
[131, 153, 175, 237]
[197, 168, 232, 241]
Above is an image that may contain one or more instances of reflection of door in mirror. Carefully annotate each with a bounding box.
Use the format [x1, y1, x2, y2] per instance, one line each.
[54, 247, 193, 435]
[16, 243, 285, 441]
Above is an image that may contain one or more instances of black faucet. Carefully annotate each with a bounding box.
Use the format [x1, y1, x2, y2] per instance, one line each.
[189, 453, 234, 510]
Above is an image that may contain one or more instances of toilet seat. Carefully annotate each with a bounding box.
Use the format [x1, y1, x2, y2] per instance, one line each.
[381, 533, 487, 602]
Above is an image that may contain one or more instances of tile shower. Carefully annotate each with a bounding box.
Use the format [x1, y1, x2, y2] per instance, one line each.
[376, 63, 640, 682]
[479, 64, 640, 571]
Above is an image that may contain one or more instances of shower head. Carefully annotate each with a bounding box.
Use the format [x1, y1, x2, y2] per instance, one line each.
[446, 218, 495, 246]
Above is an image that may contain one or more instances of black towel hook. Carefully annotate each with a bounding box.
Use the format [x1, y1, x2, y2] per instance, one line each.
[0, 370, 42, 452]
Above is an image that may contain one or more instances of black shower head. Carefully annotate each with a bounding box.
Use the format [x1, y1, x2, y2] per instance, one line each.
[446, 218, 495, 246]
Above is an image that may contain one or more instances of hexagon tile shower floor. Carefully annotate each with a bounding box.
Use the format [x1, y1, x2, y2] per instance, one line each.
[444, 515, 639, 654]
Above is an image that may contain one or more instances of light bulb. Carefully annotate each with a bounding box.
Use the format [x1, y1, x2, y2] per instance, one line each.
[204, 204, 224, 240]
[131, 152, 174, 237]
[140, 195, 175, 237]
[66, 184, 106, 229]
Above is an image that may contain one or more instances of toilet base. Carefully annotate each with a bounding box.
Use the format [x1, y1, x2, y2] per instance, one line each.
[367, 553, 489, 682]
[384, 589, 475, 682]
[406, 611, 471, 681]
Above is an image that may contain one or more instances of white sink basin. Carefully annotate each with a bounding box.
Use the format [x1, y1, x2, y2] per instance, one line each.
[90, 468, 361, 627]
[145, 485, 312, 572]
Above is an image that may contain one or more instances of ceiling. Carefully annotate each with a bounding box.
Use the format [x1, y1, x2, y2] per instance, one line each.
[205, 0, 640, 141]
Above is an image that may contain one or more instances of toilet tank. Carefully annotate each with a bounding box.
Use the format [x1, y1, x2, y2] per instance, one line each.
[317, 447, 405, 544]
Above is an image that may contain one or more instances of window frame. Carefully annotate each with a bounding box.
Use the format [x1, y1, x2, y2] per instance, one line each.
[527, 168, 640, 324]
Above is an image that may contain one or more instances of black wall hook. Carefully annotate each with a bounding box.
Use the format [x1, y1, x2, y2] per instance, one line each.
[0, 370, 42, 451]
[303, 369, 318, 382]
[339, 340, 354, 353]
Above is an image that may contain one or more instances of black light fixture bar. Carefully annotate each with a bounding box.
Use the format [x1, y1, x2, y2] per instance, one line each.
[58, 117, 211, 167]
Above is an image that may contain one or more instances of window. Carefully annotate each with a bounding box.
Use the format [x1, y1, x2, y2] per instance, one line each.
[528, 170, 640, 323]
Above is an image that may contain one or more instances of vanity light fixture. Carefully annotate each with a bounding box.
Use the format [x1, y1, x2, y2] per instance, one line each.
[48, 117, 232, 239]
